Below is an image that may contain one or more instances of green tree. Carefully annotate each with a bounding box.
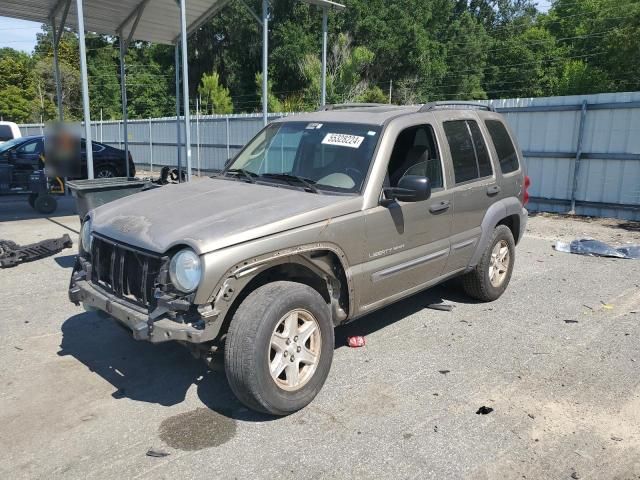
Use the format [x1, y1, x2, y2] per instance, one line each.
[255, 72, 283, 112]
[357, 86, 388, 104]
[545, 0, 640, 93]
[85, 35, 121, 120]
[0, 48, 36, 122]
[557, 59, 609, 95]
[0, 85, 33, 122]
[198, 71, 233, 114]
[300, 34, 375, 106]
[439, 11, 490, 100]
[484, 24, 563, 98]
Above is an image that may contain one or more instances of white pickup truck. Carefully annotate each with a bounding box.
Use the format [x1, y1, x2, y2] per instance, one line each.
[0, 121, 22, 144]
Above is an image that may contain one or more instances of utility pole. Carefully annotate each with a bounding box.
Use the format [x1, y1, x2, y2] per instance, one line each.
[389, 80, 393, 104]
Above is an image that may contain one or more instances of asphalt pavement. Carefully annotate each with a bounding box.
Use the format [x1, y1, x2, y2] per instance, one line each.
[1, 202, 639, 480]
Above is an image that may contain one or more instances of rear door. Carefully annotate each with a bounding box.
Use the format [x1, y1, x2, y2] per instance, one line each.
[435, 113, 499, 272]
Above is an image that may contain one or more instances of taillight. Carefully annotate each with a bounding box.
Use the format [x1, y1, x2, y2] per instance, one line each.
[523, 175, 531, 206]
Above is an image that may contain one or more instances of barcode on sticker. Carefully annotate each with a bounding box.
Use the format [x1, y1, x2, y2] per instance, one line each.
[322, 133, 365, 149]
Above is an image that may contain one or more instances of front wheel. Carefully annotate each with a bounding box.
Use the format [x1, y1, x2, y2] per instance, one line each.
[224, 281, 334, 416]
[462, 224, 515, 301]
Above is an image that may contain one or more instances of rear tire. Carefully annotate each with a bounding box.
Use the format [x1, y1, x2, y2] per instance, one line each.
[462, 225, 515, 302]
[95, 165, 117, 178]
[224, 281, 334, 416]
[33, 194, 57, 214]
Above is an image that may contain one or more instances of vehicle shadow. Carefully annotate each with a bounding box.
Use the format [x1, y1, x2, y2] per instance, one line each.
[0, 194, 77, 223]
[335, 283, 480, 347]
[58, 283, 476, 421]
[58, 311, 269, 421]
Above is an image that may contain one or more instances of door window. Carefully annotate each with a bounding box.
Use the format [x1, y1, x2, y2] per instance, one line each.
[17, 140, 41, 154]
[485, 120, 519, 174]
[444, 120, 493, 184]
[386, 124, 444, 189]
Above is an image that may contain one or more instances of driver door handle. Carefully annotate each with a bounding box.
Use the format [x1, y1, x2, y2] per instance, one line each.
[429, 200, 451, 213]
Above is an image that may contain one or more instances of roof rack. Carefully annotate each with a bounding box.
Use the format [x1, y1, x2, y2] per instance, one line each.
[319, 103, 389, 111]
[419, 101, 496, 113]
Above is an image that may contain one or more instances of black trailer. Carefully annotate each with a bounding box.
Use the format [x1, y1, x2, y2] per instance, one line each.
[0, 164, 63, 214]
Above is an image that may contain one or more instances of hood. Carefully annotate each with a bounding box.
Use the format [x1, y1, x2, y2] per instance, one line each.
[91, 177, 360, 254]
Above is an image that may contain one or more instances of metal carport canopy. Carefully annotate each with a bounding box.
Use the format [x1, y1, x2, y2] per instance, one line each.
[0, 0, 232, 45]
[0, 0, 232, 182]
[0, 0, 343, 181]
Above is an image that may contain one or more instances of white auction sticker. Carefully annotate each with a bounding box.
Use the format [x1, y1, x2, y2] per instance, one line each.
[321, 133, 365, 149]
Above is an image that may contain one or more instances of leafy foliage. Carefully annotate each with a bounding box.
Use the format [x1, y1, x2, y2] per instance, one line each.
[198, 71, 233, 114]
[0, 0, 638, 122]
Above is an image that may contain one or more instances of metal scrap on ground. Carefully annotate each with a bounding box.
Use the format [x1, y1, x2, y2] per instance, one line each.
[427, 303, 454, 312]
[554, 238, 640, 259]
[0, 235, 73, 268]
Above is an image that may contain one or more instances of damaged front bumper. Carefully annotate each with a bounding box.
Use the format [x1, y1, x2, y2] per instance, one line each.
[69, 258, 218, 344]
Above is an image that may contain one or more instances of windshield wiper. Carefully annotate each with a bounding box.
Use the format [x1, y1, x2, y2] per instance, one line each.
[224, 168, 257, 183]
[261, 173, 320, 194]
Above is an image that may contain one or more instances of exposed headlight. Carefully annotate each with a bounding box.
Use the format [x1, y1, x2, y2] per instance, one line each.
[80, 218, 93, 254]
[169, 248, 202, 293]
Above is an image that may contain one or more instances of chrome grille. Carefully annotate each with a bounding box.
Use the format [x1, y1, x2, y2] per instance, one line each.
[90, 235, 163, 307]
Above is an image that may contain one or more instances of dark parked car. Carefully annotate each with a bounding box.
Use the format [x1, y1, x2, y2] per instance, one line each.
[0, 135, 136, 179]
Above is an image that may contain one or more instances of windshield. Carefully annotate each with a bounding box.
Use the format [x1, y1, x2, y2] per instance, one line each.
[224, 121, 382, 194]
[0, 137, 24, 153]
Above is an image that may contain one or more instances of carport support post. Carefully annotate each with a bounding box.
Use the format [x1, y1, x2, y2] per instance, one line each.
[262, 0, 269, 126]
[179, 0, 192, 182]
[76, 0, 94, 179]
[50, 17, 64, 121]
[321, 7, 328, 107]
[118, 35, 130, 177]
[175, 42, 182, 181]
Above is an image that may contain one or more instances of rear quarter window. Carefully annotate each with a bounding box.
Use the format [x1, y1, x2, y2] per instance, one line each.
[0, 125, 13, 142]
[485, 120, 519, 174]
[443, 119, 493, 184]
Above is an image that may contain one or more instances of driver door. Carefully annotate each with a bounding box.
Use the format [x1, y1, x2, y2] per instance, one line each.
[360, 123, 453, 309]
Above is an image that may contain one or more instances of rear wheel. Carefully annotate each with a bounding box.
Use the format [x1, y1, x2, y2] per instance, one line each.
[33, 194, 57, 214]
[462, 225, 515, 301]
[224, 281, 334, 416]
[95, 165, 117, 178]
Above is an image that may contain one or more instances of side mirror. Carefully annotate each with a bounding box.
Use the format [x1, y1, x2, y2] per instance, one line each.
[383, 175, 431, 203]
[7, 150, 16, 161]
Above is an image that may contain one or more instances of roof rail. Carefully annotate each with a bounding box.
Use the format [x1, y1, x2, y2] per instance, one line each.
[419, 101, 496, 113]
[319, 103, 388, 111]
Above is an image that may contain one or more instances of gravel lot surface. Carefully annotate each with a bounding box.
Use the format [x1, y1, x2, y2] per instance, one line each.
[1, 199, 639, 480]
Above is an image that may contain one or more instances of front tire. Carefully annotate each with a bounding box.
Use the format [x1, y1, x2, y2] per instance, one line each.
[462, 224, 515, 302]
[224, 281, 334, 416]
[95, 165, 117, 178]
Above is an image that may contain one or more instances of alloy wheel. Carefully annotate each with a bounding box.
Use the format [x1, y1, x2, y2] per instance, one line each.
[268, 309, 322, 391]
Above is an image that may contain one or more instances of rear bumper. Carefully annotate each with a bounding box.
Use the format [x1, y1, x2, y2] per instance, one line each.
[69, 259, 214, 344]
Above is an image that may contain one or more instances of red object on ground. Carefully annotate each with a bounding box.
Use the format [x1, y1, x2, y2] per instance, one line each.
[348, 336, 366, 348]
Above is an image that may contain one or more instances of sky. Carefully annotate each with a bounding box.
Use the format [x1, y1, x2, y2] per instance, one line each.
[0, 1, 552, 53]
[0, 17, 42, 53]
